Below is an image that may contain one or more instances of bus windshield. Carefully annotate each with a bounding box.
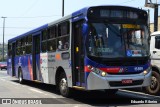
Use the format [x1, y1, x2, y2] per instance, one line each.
[86, 23, 149, 58]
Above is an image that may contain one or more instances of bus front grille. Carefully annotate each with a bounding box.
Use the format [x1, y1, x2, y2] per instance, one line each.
[109, 80, 143, 87]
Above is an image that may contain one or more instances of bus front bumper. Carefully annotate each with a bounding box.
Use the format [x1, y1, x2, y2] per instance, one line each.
[86, 70, 152, 90]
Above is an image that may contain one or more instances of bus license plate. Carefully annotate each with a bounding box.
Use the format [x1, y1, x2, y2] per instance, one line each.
[122, 79, 133, 84]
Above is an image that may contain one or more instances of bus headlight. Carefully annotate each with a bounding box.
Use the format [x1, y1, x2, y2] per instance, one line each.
[101, 71, 107, 77]
[143, 67, 151, 75]
[87, 65, 107, 77]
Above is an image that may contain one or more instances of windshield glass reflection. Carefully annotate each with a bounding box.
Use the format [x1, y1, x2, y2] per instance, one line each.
[86, 23, 149, 58]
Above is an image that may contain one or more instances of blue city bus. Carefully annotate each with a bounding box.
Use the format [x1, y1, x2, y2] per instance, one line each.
[7, 5, 151, 97]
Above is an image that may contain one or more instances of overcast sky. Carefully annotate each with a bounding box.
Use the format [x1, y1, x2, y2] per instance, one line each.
[0, 0, 159, 43]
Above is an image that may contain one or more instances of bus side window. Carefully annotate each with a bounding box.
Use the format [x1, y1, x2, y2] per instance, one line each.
[47, 26, 57, 52]
[25, 35, 32, 54]
[47, 39, 56, 51]
[8, 43, 12, 57]
[41, 29, 48, 52]
[16, 39, 22, 56]
[49, 26, 56, 39]
[21, 38, 26, 55]
[57, 36, 69, 50]
[57, 21, 70, 51]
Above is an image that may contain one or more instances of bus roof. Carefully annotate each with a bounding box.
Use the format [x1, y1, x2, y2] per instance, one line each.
[151, 31, 160, 36]
[8, 24, 48, 43]
[8, 5, 146, 43]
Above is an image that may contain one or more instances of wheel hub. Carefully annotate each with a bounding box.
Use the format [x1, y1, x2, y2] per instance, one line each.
[60, 78, 67, 93]
[150, 76, 157, 90]
[19, 73, 22, 82]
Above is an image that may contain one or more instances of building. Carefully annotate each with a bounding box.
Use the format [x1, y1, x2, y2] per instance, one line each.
[150, 16, 160, 33]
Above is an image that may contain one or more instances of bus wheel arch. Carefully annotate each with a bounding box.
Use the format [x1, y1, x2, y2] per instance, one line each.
[55, 66, 72, 97]
[18, 67, 24, 84]
[55, 67, 65, 86]
[145, 66, 160, 95]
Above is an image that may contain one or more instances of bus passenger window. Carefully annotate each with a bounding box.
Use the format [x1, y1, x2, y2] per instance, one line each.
[26, 45, 32, 54]
[58, 41, 63, 50]
[8, 43, 12, 57]
[57, 21, 70, 51]
[64, 41, 69, 49]
[42, 29, 48, 41]
[28, 35, 32, 44]
[49, 26, 56, 39]
[58, 22, 69, 36]
[41, 41, 47, 52]
[57, 36, 69, 51]
[47, 39, 56, 52]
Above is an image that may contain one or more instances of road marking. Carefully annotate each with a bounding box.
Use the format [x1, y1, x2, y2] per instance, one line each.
[0, 76, 10, 78]
[29, 88, 43, 94]
[44, 93, 48, 96]
[7, 81, 19, 86]
[120, 89, 160, 98]
[0, 79, 5, 81]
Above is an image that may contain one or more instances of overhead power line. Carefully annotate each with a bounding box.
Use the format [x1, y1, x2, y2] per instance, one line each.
[6, 15, 61, 19]
[21, 0, 39, 16]
[0, 27, 35, 29]
[119, 0, 138, 4]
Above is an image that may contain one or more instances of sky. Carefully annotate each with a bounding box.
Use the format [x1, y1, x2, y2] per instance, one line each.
[0, 0, 160, 43]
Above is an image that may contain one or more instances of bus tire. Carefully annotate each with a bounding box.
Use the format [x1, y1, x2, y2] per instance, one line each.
[145, 71, 160, 95]
[59, 72, 72, 97]
[18, 68, 24, 84]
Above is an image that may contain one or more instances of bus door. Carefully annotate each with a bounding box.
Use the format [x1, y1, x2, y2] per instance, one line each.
[12, 42, 16, 76]
[72, 21, 85, 87]
[32, 33, 41, 80]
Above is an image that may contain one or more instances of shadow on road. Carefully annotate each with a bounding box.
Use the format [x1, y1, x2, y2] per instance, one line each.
[10, 80, 160, 106]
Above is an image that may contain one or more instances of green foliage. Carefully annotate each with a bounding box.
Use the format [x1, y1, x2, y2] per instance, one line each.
[0, 43, 8, 61]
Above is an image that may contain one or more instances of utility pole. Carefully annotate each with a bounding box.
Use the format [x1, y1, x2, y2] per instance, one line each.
[62, 0, 64, 17]
[1, 16, 7, 61]
[154, 4, 159, 31]
[145, 0, 160, 32]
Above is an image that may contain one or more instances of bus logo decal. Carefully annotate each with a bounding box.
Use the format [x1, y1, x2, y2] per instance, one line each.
[127, 50, 132, 56]
[134, 67, 143, 71]
[55, 54, 61, 60]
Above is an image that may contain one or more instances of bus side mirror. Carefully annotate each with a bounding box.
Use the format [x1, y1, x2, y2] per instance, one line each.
[82, 23, 88, 36]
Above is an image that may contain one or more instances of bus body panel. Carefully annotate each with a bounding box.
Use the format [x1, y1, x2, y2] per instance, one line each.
[7, 6, 151, 95]
[84, 57, 151, 90]
[53, 51, 72, 87]
[40, 53, 49, 83]
[35, 54, 41, 81]
[48, 52, 56, 84]
[87, 71, 151, 90]
[14, 55, 33, 80]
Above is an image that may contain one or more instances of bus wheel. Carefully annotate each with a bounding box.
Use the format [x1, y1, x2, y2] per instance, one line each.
[18, 68, 23, 84]
[145, 71, 160, 95]
[59, 72, 72, 97]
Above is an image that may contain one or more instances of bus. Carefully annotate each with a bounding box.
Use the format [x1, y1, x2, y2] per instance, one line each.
[7, 5, 151, 97]
[145, 31, 160, 95]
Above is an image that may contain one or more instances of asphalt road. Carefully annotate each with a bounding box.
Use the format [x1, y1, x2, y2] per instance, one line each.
[0, 70, 160, 107]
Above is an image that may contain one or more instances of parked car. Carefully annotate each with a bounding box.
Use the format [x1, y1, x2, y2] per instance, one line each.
[0, 62, 7, 70]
